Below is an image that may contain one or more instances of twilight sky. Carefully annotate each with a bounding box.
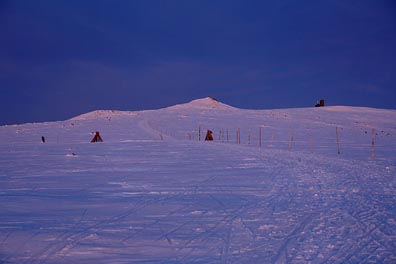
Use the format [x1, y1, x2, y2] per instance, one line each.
[1, 0, 395, 125]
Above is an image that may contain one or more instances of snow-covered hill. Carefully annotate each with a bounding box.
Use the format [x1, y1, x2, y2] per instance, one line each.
[1, 98, 395, 263]
[165, 97, 236, 110]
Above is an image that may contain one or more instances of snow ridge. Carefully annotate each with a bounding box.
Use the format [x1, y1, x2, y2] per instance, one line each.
[71, 110, 137, 121]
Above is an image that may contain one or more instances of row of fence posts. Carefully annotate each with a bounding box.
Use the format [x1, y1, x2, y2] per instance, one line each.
[191, 125, 376, 160]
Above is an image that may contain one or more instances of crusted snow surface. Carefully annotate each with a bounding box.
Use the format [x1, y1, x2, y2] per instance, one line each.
[0, 98, 395, 263]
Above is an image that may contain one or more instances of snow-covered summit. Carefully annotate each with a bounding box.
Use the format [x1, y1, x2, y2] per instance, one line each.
[70, 97, 233, 121]
[165, 97, 235, 110]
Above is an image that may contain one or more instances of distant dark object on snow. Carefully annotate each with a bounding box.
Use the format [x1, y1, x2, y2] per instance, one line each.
[205, 130, 213, 141]
[41, 136, 45, 143]
[91, 131, 103, 142]
[315, 99, 325, 107]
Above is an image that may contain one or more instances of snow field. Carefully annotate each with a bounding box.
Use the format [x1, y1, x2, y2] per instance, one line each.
[0, 98, 395, 263]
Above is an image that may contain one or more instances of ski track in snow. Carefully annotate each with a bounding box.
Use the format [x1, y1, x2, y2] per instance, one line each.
[0, 98, 395, 263]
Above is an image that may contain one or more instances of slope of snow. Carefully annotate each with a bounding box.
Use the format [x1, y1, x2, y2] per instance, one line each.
[0, 98, 395, 263]
[71, 110, 136, 121]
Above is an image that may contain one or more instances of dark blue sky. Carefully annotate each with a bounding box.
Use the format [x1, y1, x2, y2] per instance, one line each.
[1, 0, 395, 125]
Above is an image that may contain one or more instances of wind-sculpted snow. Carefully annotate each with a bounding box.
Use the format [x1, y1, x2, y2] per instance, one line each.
[0, 98, 395, 263]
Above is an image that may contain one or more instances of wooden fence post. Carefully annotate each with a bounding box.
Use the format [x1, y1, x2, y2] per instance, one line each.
[371, 127, 375, 160]
[336, 126, 340, 158]
[288, 129, 293, 151]
[259, 127, 262, 148]
[270, 130, 274, 148]
[236, 128, 241, 144]
[309, 128, 313, 153]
